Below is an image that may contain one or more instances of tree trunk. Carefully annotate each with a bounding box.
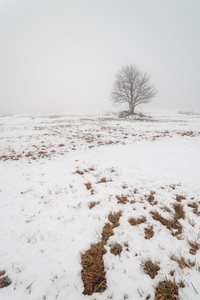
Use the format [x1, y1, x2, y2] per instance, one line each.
[129, 103, 135, 114]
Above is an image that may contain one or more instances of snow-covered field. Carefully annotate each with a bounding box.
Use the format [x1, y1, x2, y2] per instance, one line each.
[0, 112, 200, 300]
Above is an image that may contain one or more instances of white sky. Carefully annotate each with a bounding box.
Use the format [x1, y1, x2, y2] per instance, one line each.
[0, 0, 200, 114]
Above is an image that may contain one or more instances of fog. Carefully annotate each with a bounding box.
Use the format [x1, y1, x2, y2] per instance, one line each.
[0, 0, 200, 114]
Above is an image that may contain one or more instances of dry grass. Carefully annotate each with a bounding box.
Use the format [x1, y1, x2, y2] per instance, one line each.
[75, 170, 84, 175]
[170, 253, 195, 269]
[89, 201, 100, 209]
[0, 272, 11, 289]
[102, 223, 114, 242]
[155, 279, 179, 300]
[147, 191, 155, 205]
[187, 201, 199, 215]
[116, 195, 128, 204]
[151, 211, 183, 237]
[128, 216, 147, 226]
[97, 177, 112, 184]
[141, 259, 160, 279]
[85, 182, 92, 190]
[144, 225, 154, 239]
[110, 243, 122, 256]
[188, 240, 199, 255]
[175, 195, 186, 202]
[108, 210, 122, 228]
[81, 242, 107, 295]
[173, 202, 185, 219]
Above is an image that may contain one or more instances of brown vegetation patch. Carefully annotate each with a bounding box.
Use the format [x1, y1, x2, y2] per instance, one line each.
[141, 259, 160, 279]
[0, 275, 11, 288]
[0, 271, 5, 277]
[173, 203, 185, 219]
[81, 242, 107, 295]
[155, 279, 179, 300]
[116, 195, 128, 204]
[144, 225, 154, 239]
[89, 201, 100, 209]
[188, 240, 199, 255]
[187, 201, 199, 215]
[97, 177, 112, 184]
[151, 211, 183, 237]
[102, 223, 114, 242]
[110, 243, 122, 256]
[170, 253, 195, 269]
[108, 210, 122, 228]
[176, 195, 186, 202]
[128, 216, 146, 226]
[75, 170, 84, 175]
[85, 182, 92, 190]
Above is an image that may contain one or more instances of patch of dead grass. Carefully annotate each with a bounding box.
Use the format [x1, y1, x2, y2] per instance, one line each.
[110, 243, 122, 256]
[0, 272, 11, 288]
[141, 259, 160, 279]
[173, 202, 185, 219]
[144, 225, 154, 239]
[151, 211, 183, 237]
[81, 242, 107, 295]
[108, 210, 122, 228]
[89, 201, 100, 209]
[170, 253, 195, 269]
[102, 223, 114, 242]
[128, 216, 146, 226]
[116, 195, 128, 204]
[85, 182, 92, 190]
[187, 201, 199, 215]
[188, 240, 199, 255]
[155, 279, 179, 300]
[175, 195, 186, 202]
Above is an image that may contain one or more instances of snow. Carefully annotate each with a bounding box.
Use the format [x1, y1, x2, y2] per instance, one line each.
[0, 112, 200, 299]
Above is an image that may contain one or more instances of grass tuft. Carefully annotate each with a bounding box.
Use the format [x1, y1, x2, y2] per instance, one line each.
[110, 243, 122, 256]
[155, 279, 178, 300]
[144, 225, 154, 239]
[108, 210, 122, 228]
[141, 259, 160, 279]
[128, 216, 146, 226]
[170, 253, 195, 269]
[188, 240, 199, 255]
[173, 202, 185, 219]
[102, 223, 114, 242]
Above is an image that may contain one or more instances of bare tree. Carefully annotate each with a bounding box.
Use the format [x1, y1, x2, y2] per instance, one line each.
[111, 64, 157, 115]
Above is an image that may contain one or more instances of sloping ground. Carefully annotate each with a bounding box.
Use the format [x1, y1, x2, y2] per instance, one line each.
[0, 113, 199, 300]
